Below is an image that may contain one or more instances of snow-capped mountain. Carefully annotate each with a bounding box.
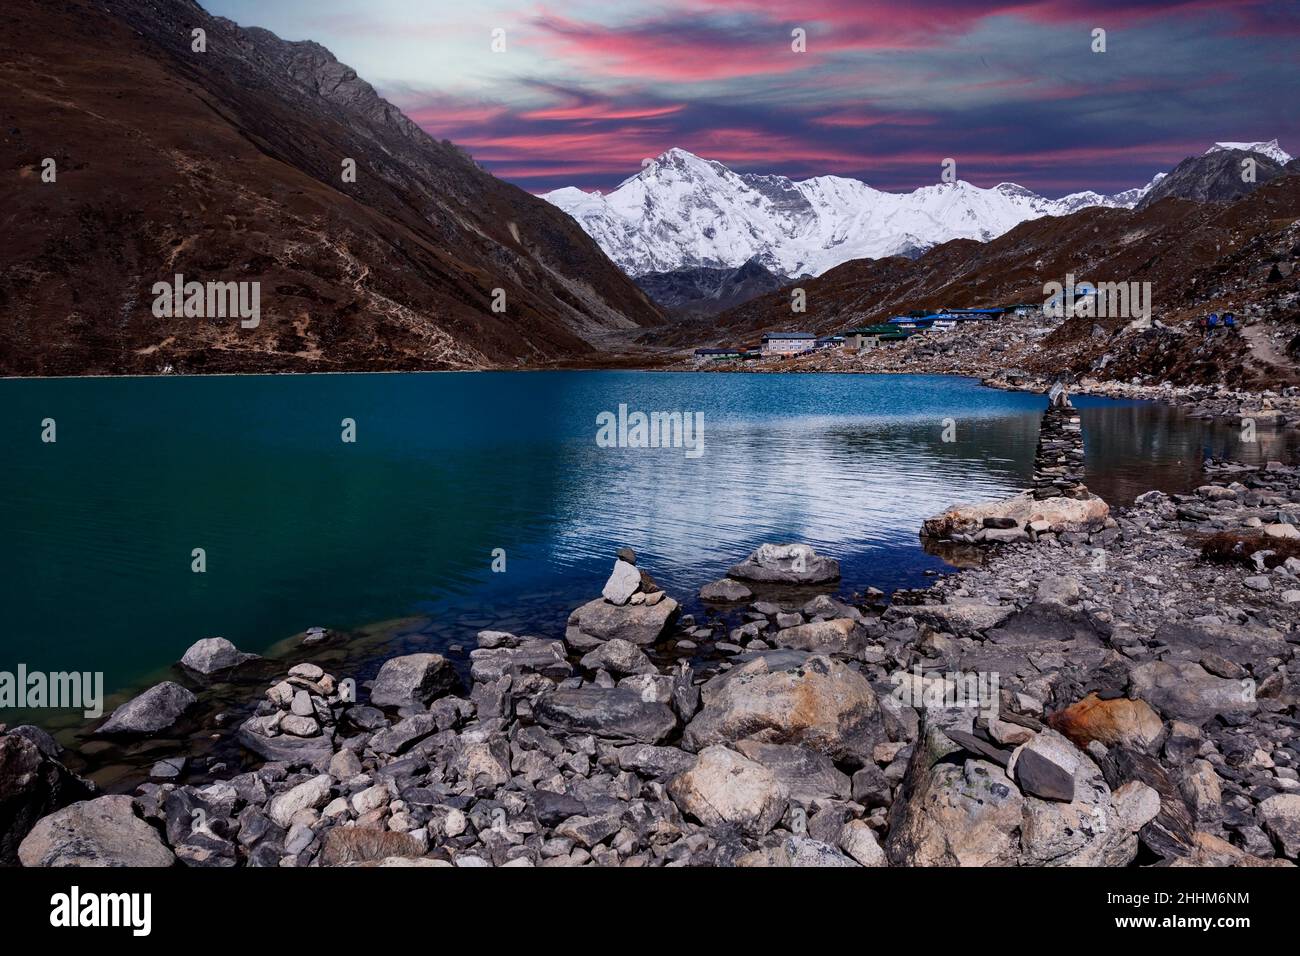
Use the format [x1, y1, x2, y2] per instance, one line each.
[1205, 139, 1292, 165]
[542, 148, 1158, 278]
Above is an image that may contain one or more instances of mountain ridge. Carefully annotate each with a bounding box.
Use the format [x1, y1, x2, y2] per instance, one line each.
[544, 144, 1290, 280]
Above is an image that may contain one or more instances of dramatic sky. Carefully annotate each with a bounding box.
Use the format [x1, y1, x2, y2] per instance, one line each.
[205, 0, 1300, 196]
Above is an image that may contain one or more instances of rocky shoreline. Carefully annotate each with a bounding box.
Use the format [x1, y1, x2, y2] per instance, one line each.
[3, 449, 1299, 868]
[681, 314, 1300, 434]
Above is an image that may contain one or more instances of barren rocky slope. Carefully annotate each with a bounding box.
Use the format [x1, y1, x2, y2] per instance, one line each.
[0, 0, 663, 376]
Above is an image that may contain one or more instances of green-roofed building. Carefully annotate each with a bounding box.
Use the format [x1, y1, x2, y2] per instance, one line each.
[843, 324, 913, 350]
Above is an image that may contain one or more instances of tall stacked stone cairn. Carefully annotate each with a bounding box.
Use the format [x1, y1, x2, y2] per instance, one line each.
[1032, 383, 1089, 500]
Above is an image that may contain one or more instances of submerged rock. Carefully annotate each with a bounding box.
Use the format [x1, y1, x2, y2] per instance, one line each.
[98, 681, 197, 736]
[728, 543, 840, 585]
[469, 638, 572, 683]
[699, 577, 753, 602]
[237, 717, 335, 766]
[179, 637, 258, 675]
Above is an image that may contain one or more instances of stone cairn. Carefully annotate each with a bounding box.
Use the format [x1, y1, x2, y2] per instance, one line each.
[1032, 384, 1089, 500]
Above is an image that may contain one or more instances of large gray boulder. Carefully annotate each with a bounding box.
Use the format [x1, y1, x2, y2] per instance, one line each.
[734, 740, 851, 802]
[884, 599, 1013, 639]
[179, 637, 258, 675]
[98, 681, 197, 736]
[771, 618, 863, 655]
[368, 653, 456, 708]
[1259, 794, 1300, 859]
[728, 543, 839, 585]
[566, 595, 679, 650]
[579, 638, 656, 676]
[682, 651, 882, 763]
[886, 716, 1024, 866]
[668, 745, 788, 836]
[469, 639, 571, 683]
[533, 687, 677, 743]
[18, 795, 175, 867]
[1150, 621, 1291, 675]
[1128, 660, 1257, 721]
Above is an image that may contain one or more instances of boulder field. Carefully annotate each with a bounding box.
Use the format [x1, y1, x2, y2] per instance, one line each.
[4, 461, 1299, 868]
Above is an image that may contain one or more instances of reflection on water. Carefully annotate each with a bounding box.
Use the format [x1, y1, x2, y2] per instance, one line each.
[1073, 399, 1292, 503]
[0, 370, 1295, 723]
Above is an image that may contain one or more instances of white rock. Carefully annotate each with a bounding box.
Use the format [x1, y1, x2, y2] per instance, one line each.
[352, 784, 390, 815]
[268, 775, 333, 828]
[839, 819, 887, 866]
[602, 559, 641, 606]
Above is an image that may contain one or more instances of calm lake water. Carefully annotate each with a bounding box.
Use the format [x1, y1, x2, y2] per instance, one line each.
[1, 371, 1295, 728]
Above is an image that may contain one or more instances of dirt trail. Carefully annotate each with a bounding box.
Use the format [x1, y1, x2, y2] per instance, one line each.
[1241, 321, 1300, 385]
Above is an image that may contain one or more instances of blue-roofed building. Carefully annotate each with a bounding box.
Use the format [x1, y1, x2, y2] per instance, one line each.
[888, 315, 936, 330]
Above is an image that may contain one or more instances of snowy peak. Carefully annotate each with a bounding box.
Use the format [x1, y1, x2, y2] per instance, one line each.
[1206, 139, 1292, 165]
[543, 142, 1285, 278]
[543, 156, 1141, 278]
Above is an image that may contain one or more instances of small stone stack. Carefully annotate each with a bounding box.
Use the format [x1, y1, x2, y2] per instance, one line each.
[1032, 384, 1088, 500]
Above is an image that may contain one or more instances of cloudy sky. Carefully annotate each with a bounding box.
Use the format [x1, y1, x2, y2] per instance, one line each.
[204, 0, 1300, 196]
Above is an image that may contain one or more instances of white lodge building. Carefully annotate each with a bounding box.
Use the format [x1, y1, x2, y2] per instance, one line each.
[761, 331, 816, 355]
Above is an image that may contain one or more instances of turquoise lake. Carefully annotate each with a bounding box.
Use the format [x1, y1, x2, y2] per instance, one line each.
[1, 370, 1293, 724]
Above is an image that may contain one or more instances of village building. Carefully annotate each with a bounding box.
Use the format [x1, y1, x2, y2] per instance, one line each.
[760, 331, 816, 355]
[888, 315, 937, 330]
[1043, 283, 1098, 318]
[842, 324, 915, 350]
[692, 347, 743, 364]
[1001, 303, 1041, 318]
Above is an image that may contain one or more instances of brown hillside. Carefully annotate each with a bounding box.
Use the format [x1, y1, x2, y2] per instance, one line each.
[0, 0, 663, 376]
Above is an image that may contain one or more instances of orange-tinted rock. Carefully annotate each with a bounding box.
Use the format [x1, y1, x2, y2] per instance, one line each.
[1048, 694, 1163, 751]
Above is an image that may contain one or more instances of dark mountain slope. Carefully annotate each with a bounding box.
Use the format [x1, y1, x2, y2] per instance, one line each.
[1137, 149, 1286, 209]
[0, 0, 662, 376]
[634, 258, 789, 318]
